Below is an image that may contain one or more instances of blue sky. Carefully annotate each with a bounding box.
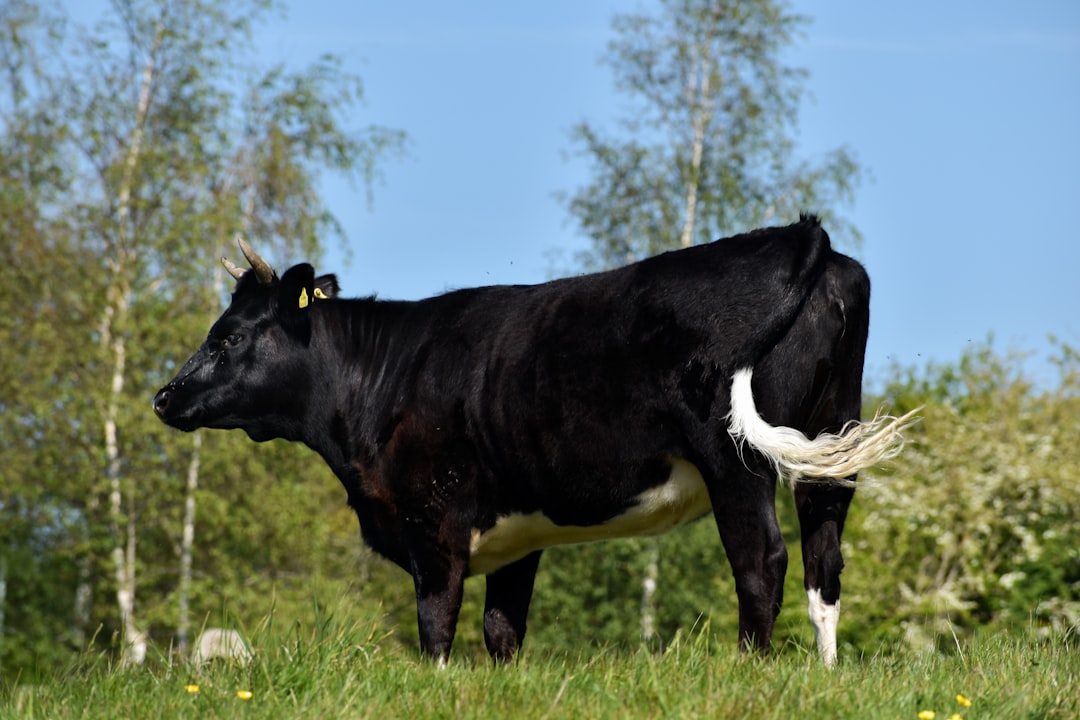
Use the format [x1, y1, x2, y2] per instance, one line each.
[86, 1, 1080, 386]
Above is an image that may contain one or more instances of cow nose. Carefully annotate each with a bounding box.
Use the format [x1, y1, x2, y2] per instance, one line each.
[153, 387, 172, 418]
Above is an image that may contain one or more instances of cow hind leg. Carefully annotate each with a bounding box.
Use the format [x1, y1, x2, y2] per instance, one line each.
[795, 482, 853, 667]
[483, 551, 542, 663]
[789, 355, 863, 666]
[705, 455, 788, 655]
[749, 253, 872, 665]
[784, 370, 861, 666]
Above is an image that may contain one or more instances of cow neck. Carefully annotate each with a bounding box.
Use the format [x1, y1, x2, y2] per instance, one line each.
[301, 297, 420, 478]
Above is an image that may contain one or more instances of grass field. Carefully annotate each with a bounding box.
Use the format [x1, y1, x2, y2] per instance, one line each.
[3, 613, 1076, 720]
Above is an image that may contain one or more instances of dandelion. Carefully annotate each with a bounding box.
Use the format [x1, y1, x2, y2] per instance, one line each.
[956, 694, 973, 708]
[947, 714, 963, 720]
[236, 690, 254, 700]
[184, 684, 200, 694]
[917, 712, 936, 720]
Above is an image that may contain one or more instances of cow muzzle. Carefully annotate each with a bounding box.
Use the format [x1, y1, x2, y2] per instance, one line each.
[153, 383, 201, 431]
[153, 384, 176, 420]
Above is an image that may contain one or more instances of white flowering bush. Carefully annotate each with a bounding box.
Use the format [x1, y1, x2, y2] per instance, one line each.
[846, 343, 1080, 652]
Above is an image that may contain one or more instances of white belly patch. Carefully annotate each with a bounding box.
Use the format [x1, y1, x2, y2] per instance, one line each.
[468, 457, 712, 576]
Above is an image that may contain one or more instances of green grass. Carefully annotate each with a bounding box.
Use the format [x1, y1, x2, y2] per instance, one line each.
[3, 616, 1076, 719]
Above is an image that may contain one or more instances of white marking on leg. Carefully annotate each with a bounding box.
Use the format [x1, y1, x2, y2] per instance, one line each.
[807, 588, 839, 667]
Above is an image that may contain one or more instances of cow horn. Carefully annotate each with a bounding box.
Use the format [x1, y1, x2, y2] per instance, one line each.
[221, 256, 246, 280]
[236, 235, 275, 284]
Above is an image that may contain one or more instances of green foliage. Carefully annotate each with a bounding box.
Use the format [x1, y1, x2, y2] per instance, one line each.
[529, 525, 736, 653]
[841, 342, 1080, 652]
[562, 0, 863, 271]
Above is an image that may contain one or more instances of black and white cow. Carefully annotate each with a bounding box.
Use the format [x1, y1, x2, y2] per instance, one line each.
[153, 215, 913, 665]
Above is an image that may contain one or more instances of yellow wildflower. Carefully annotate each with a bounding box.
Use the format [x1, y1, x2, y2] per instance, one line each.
[947, 714, 963, 720]
[184, 684, 200, 694]
[956, 694, 973, 708]
[236, 690, 254, 700]
[917, 712, 936, 720]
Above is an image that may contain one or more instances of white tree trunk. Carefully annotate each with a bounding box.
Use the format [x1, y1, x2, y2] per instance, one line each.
[640, 540, 660, 643]
[678, 46, 713, 249]
[73, 573, 91, 649]
[176, 431, 201, 655]
[175, 256, 232, 653]
[0, 555, 6, 656]
[103, 291, 145, 666]
[102, 22, 162, 667]
[644, 44, 714, 647]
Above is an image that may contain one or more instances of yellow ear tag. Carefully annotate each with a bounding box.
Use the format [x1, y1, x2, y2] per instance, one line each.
[313, 288, 328, 300]
[298, 287, 309, 309]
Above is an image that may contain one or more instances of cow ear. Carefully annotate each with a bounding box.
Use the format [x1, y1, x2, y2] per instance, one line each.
[277, 263, 316, 342]
[314, 274, 339, 300]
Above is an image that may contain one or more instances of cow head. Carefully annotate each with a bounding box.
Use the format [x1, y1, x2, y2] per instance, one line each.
[153, 239, 339, 441]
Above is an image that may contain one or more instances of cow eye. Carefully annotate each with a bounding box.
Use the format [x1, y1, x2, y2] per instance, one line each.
[225, 334, 244, 347]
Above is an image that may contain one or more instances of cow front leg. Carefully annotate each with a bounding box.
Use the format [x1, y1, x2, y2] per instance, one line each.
[794, 482, 854, 666]
[483, 551, 542, 663]
[408, 536, 469, 664]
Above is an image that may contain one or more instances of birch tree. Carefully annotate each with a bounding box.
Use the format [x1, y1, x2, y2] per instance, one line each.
[563, 0, 863, 272]
[0, 0, 404, 669]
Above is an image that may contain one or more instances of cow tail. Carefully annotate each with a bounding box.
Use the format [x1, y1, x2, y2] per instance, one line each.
[724, 216, 918, 485]
[725, 368, 919, 486]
